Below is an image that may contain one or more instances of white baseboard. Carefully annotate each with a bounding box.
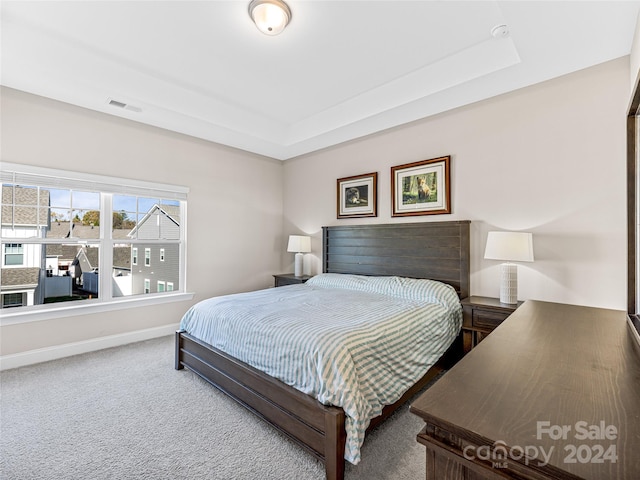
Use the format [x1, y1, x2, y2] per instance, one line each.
[0, 323, 180, 371]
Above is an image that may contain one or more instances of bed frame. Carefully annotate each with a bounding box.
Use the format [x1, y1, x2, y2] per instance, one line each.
[175, 220, 470, 480]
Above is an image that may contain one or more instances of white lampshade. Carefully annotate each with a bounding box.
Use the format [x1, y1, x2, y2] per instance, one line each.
[287, 235, 311, 277]
[287, 235, 311, 254]
[484, 231, 534, 304]
[484, 232, 534, 262]
[249, 0, 291, 35]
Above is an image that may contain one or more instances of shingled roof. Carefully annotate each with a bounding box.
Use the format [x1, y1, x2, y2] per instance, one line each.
[48, 221, 131, 240]
[76, 246, 131, 270]
[1, 268, 40, 287]
[1, 186, 50, 227]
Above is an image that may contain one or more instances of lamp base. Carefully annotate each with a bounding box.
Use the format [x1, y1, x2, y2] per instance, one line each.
[499, 263, 518, 304]
[294, 252, 304, 277]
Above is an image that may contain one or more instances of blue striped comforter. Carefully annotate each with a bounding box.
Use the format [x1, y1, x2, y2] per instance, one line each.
[179, 273, 462, 464]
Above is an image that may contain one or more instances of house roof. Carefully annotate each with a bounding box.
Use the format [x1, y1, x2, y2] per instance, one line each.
[1, 186, 50, 227]
[1, 267, 40, 288]
[46, 244, 83, 262]
[113, 247, 131, 270]
[47, 221, 130, 240]
[127, 204, 179, 238]
[72, 246, 130, 271]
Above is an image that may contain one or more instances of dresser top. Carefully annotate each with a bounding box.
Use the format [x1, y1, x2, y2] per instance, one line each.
[411, 300, 640, 479]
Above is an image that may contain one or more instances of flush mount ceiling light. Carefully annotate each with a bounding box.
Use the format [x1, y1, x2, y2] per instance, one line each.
[249, 0, 291, 36]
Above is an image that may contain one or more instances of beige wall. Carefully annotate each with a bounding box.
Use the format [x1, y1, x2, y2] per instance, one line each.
[1, 55, 631, 359]
[283, 57, 629, 310]
[631, 11, 640, 88]
[1, 87, 284, 356]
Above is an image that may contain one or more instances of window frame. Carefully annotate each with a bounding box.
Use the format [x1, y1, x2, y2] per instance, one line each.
[626, 69, 640, 341]
[2, 292, 25, 308]
[628, 72, 640, 315]
[3, 243, 24, 266]
[0, 162, 192, 324]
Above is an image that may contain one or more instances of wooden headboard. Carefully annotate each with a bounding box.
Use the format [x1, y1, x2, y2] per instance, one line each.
[322, 221, 470, 298]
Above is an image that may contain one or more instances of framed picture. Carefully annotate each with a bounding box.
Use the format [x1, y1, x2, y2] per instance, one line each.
[391, 156, 451, 216]
[337, 172, 377, 218]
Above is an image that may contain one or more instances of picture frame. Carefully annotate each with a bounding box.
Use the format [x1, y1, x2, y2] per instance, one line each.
[391, 156, 451, 216]
[337, 172, 378, 218]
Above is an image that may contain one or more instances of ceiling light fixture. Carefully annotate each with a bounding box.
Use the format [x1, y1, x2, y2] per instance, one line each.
[249, 0, 291, 36]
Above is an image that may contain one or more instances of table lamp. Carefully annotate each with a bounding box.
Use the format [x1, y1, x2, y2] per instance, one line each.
[287, 235, 311, 277]
[484, 231, 534, 304]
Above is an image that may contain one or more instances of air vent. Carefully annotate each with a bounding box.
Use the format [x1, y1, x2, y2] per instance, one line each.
[107, 98, 142, 113]
[108, 99, 127, 108]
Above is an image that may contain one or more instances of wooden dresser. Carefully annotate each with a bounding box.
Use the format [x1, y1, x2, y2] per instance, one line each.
[410, 300, 640, 480]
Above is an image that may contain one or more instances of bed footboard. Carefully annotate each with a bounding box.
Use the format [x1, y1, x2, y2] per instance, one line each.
[175, 330, 346, 480]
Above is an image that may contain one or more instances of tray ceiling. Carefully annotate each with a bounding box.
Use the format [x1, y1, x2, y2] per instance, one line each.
[2, 1, 639, 160]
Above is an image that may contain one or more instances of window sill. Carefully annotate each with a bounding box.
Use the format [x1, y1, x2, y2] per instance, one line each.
[0, 292, 195, 326]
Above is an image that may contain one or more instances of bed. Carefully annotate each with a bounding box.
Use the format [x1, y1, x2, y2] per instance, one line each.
[175, 221, 470, 480]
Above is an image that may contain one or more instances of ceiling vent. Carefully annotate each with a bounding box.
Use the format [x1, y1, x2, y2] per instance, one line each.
[107, 98, 142, 113]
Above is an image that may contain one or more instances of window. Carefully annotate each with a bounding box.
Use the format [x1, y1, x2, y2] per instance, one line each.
[157, 281, 165, 292]
[1, 162, 188, 315]
[628, 79, 640, 339]
[167, 282, 174, 292]
[629, 74, 640, 315]
[3, 243, 24, 266]
[2, 293, 24, 308]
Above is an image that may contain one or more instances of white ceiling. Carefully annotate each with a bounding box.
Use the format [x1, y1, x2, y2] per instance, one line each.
[2, 1, 640, 160]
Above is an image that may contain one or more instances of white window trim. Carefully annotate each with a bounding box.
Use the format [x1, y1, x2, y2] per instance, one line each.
[0, 292, 194, 326]
[144, 248, 151, 267]
[0, 162, 191, 322]
[3, 243, 25, 267]
[132, 247, 138, 266]
[1, 162, 188, 199]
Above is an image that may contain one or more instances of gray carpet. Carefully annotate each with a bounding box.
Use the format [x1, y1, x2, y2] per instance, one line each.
[0, 336, 441, 479]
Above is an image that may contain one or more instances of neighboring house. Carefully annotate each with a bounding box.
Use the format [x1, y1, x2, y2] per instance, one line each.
[45, 221, 131, 295]
[0, 186, 50, 308]
[70, 243, 132, 296]
[0, 268, 41, 308]
[1, 193, 139, 307]
[46, 242, 83, 277]
[71, 247, 98, 294]
[128, 204, 179, 294]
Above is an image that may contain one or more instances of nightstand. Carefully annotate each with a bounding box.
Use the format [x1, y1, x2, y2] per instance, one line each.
[460, 296, 523, 353]
[273, 273, 312, 287]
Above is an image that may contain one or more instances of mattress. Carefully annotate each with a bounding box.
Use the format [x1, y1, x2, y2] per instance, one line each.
[179, 273, 462, 464]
